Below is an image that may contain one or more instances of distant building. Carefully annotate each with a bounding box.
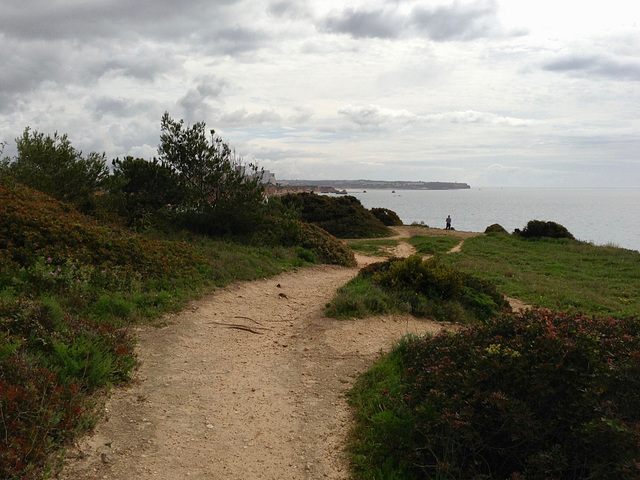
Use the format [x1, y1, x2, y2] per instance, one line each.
[257, 169, 276, 185]
[234, 164, 277, 185]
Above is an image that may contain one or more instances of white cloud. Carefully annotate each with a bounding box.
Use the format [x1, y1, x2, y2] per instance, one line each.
[0, 0, 639, 186]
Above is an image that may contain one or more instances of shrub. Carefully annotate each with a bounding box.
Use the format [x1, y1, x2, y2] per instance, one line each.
[295, 247, 316, 264]
[484, 223, 508, 234]
[377, 255, 464, 300]
[349, 310, 640, 479]
[0, 356, 86, 480]
[328, 255, 509, 322]
[279, 192, 392, 238]
[109, 156, 188, 227]
[295, 221, 356, 267]
[518, 220, 575, 239]
[371, 207, 403, 226]
[0, 180, 209, 283]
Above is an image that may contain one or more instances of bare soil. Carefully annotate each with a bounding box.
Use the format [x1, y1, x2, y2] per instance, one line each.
[58, 227, 523, 480]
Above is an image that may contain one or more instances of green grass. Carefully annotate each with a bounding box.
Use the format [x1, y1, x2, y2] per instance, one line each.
[441, 233, 640, 318]
[325, 275, 394, 318]
[348, 336, 417, 480]
[406, 235, 462, 255]
[348, 238, 400, 256]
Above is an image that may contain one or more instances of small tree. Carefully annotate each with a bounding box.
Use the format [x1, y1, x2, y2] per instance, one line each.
[157, 112, 265, 235]
[110, 156, 188, 225]
[6, 128, 108, 211]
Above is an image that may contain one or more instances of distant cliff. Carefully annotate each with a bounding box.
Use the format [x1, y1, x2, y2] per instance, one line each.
[280, 180, 470, 190]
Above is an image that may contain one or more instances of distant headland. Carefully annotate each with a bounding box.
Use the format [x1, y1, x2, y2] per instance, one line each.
[278, 179, 470, 192]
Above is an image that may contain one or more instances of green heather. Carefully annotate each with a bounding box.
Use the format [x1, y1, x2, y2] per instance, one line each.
[326, 255, 509, 323]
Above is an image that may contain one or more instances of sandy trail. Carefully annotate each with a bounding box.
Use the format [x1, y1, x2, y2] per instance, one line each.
[59, 227, 525, 479]
[59, 255, 447, 480]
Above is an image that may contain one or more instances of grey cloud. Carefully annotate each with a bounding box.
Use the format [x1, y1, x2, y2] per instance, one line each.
[92, 52, 174, 82]
[91, 97, 156, 120]
[0, 38, 67, 112]
[339, 105, 534, 129]
[425, 111, 536, 126]
[0, 36, 176, 114]
[322, 0, 504, 41]
[0, 0, 234, 42]
[338, 105, 417, 129]
[178, 78, 229, 122]
[323, 8, 403, 39]
[219, 108, 283, 126]
[202, 25, 271, 56]
[543, 53, 640, 81]
[1, 1, 273, 61]
[411, 0, 501, 41]
[268, 0, 312, 20]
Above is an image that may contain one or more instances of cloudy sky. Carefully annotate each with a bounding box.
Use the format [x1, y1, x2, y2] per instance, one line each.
[1, 0, 639, 187]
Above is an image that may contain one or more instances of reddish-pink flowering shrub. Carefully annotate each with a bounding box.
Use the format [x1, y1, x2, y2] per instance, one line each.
[0, 356, 86, 479]
[350, 310, 640, 479]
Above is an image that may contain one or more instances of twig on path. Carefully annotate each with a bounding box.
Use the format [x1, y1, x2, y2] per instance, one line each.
[207, 321, 271, 335]
[233, 316, 265, 326]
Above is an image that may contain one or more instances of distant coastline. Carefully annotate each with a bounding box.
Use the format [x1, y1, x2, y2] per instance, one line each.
[279, 179, 471, 191]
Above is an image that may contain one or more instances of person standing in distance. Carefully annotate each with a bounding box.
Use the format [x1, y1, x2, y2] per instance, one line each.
[446, 215, 452, 230]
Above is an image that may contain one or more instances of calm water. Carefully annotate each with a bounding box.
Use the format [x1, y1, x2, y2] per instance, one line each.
[332, 187, 640, 252]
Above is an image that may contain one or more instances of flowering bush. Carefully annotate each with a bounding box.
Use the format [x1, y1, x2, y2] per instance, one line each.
[350, 310, 640, 479]
[0, 356, 86, 479]
[0, 180, 202, 478]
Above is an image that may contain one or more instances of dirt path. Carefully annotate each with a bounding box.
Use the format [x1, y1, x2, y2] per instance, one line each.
[59, 227, 526, 479]
[59, 254, 447, 479]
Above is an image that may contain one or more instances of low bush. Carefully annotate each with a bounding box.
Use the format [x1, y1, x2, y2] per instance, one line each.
[349, 310, 640, 479]
[485, 223, 508, 234]
[251, 213, 356, 267]
[295, 221, 357, 267]
[327, 255, 509, 322]
[517, 219, 574, 239]
[0, 356, 87, 479]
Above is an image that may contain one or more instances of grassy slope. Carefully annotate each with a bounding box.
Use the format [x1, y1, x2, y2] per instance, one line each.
[441, 233, 640, 318]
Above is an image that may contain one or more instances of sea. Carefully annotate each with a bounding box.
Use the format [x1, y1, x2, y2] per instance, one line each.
[328, 187, 640, 253]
